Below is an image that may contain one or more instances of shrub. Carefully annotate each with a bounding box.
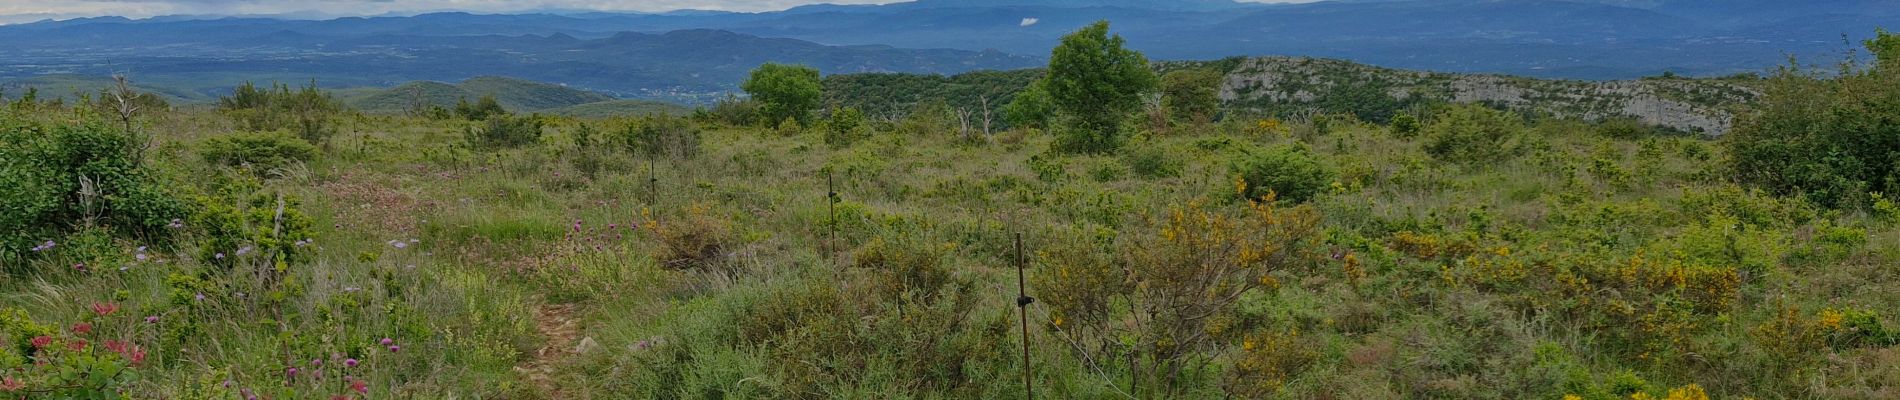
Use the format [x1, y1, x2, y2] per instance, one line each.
[1595, 117, 1658, 139]
[692, 94, 761, 127]
[1035, 199, 1323, 392]
[218, 81, 343, 144]
[0, 114, 186, 260]
[611, 115, 701, 159]
[464, 113, 544, 149]
[893, 100, 953, 137]
[823, 106, 869, 146]
[1724, 30, 1900, 207]
[1231, 145, 1334, 203]
[1422, 103, 1526, 164]
[0, 307, 146, 396]
[1124, 144, 1182, 178]
[1390, 113, 1421, 138]
[642, 203, 734, 272]
[1161, 68, 1222, 125]
[199, 131, 317, 171]
[453, 96, 507, 121]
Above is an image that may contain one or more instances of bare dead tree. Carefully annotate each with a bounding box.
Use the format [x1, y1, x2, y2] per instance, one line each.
[107, 74, 156, 163]
[955, 106, 975, 143]
[407, 84, 427, 117]
[979, 96, 994, 140]
[108, 74, 141, 133]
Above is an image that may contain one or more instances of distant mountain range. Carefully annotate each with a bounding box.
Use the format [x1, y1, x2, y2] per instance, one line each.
[0, 0, 1890, 102]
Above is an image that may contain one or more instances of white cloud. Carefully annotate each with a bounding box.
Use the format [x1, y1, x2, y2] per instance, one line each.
[1019, 17, 1037, 27]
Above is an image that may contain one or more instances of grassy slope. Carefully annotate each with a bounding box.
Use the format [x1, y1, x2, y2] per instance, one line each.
[5, 107, 1898, 398]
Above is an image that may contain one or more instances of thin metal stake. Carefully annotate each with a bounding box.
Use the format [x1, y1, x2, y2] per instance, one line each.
[648, 159, 658, 206]
[1015, 233, 1034, 400]
[827, 171, 838, 255]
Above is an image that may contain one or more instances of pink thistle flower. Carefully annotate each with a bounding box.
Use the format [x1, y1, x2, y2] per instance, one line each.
[29, 336, 51, 348]
[344, 358, 359, 367]
[380, 337, 393, 346]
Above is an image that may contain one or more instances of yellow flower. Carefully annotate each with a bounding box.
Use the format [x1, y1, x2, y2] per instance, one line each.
[1818, 309, 1845, 331]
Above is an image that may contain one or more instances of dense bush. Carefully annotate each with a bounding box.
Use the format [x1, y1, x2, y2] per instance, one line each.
[1724, 31, 1900, 207]
[1161, 68, 1222, 124]
[1002, 80, 1055, 130]
[822, 106, 869, 146]
[198, 131, 317, 171]
[0, 113, 186, 261]
[611, 114, 701, 159]
[464, 113, 545, 149]
[453, 95, 508, 121]
[1231, 144, 1334, 203]
[1124, 143, 1183, 178]
[1035, 199, 1323, 394]
[691, 94, 761, 127]
[1389, 113, 1421, 138]
[217, 81, 344, 144]
[1422, 103, 1527, 163]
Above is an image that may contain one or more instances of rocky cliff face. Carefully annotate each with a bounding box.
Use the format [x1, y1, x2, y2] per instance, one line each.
[1215, 57, 1758, 135]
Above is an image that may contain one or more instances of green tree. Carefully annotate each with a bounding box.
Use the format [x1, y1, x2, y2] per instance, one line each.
[1003, 80, 1054, 130]
[1046, 21, 1158, 153]
[1160, 68, 1222, 124]
[742, 63, 822, 127]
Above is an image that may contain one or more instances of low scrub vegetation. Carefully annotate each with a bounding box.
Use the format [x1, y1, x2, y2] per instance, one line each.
[0, 27, 1895, 400]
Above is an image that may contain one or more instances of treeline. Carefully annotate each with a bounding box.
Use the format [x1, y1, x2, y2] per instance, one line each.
[820, 69, 1044, 123]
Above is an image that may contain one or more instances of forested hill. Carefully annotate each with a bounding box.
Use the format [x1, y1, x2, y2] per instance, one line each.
[823, 57, 1759, 135]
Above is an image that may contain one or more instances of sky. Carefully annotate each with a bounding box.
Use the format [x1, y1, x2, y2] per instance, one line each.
[0, 0, 1313, 24]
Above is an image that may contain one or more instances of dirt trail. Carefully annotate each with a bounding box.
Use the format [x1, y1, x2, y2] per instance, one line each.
[517, 302, 582, 398]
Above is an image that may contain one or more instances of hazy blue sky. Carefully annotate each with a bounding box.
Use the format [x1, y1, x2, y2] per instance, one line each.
[0, 1, 1314, 24]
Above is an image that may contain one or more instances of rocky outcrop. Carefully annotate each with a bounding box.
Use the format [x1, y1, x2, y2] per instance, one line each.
[1216, 57, 1758, 135]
